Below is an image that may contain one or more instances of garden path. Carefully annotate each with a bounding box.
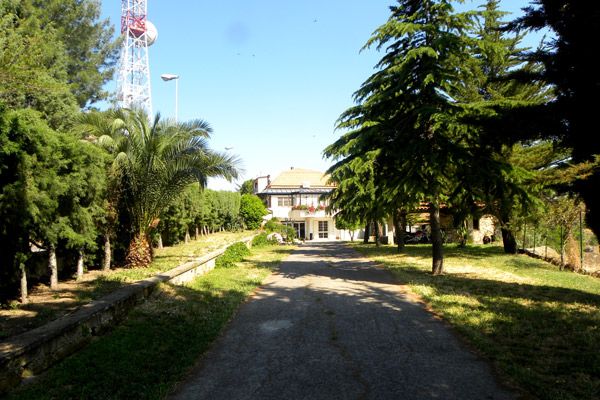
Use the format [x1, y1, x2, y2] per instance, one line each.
[170, 242, 515, 400]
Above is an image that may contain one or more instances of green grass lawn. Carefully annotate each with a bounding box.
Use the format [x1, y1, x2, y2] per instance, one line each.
[351, 243, 600, 400]
[6, 243, 294, 400]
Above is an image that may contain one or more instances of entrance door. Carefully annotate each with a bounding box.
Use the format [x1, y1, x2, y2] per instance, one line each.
[293, 222, 305, 239]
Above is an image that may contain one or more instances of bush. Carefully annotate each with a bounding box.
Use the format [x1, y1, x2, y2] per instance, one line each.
[264, 220, 296, 243]
[215, 242, 251, 268]
[252, 233, 278, 247]
[239, 194, 268, 230]
[264, 218, 279, 233]
[281, 225, 296, 242]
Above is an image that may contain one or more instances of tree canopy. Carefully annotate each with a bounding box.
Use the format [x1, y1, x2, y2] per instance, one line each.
[77, 108, 241, 268]
[239, 194, 268, 230]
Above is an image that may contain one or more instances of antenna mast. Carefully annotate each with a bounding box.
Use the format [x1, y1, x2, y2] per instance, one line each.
[116, 0, 157, 116]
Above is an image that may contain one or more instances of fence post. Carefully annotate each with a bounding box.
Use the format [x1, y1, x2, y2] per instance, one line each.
[580, 209, 584, 271]
[560, 225, 564, 269]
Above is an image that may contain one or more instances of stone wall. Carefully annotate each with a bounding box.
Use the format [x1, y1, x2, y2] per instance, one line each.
[0, 236, 255, 394]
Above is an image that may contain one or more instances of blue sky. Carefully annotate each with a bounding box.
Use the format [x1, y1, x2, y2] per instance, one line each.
[100, 1, 545, 190]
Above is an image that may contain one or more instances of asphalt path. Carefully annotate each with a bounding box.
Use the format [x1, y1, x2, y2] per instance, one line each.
[169, 242, 515, 400]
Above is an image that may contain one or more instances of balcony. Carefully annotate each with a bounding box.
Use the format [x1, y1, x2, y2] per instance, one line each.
[289, 205, 328, 219]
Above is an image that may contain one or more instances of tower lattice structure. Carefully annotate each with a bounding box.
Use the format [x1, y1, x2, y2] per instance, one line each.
[116, 0, 153, 116]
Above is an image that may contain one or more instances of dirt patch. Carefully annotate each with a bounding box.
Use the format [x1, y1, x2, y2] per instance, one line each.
[0, 270, 118, 339]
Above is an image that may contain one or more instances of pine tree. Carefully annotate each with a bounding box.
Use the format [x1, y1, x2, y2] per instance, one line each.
[452, 0, 551, 253]
[326, 0, 473, 274]
[509, 0, 600, 240]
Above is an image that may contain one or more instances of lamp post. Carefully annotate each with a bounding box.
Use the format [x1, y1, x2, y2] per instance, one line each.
[160, 73, 179, 123]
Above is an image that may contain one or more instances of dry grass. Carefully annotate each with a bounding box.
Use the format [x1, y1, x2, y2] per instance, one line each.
[0, 231, 255, 339]
[6, 244, 294, 400]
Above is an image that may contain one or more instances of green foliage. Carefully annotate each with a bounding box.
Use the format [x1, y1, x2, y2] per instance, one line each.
[326, 0, 475, 271]
[0, 0, 119, 128]
[251, 233, 278, 247]
[28, 0, 120, 108]
[499, 1, 600, 239]
[280, 225, 296, 242]
[76, 108, 240, 267]
[158, 186, 242, 246]
[237, 179, 255, 195]
[0, 106, 107, 297]
[0, 1, 78, 129]
[215, 242, 250, 268]
[263, 218, 296, 242]
[239, 194, 268, 230]
[334, 215, 361, 232]
[263, 218, 279, 232]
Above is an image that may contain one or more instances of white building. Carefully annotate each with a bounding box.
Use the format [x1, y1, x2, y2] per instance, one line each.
[254, 168, 498, 244]
[255, 168, 353, 241]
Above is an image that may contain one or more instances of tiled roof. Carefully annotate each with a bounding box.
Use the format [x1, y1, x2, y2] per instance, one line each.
[260, 187, 333, 195]
[268, 168, 332, 188]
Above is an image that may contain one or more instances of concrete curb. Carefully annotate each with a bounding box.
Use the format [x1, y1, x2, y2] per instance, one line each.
[0, 235, 255, 393]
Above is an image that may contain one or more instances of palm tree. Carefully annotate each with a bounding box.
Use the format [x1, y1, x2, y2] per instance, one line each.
[77, 108, 240, 268]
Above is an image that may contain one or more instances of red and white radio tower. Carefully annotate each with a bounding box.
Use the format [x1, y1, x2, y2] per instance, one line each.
[116, 0, 157, 116]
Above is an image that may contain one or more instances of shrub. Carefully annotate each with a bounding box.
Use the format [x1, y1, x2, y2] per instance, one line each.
[263, 219, 296, 243]
[281, 225, 296, 242]
[264, 218, 280, 233]
[239, 194, 268, 230]
[252, 233, 278, 247]
[215, 242, 251, 268]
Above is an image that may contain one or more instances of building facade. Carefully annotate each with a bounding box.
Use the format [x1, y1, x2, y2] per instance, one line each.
[255, 168, 352, 241]
[255, 168, 498, 244]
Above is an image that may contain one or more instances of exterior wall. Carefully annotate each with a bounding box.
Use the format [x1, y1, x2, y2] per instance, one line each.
[469, 214, 497, 244]
[265, 194, 339, 241]
[253, 176, 270, 194]
[306, 218, 337, 241]
[270, 195, 292, 219]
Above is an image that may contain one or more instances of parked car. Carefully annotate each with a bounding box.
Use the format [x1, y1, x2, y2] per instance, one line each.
[404, 230, 429, 244]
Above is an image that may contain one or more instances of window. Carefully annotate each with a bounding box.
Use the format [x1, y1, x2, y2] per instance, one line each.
[473, 217, 480, 230]
[318, 221, 328, 238]
[277, 196, 292, 207]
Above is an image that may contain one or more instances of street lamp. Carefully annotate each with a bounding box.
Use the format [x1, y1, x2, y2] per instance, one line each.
[160, 73, 179, 123]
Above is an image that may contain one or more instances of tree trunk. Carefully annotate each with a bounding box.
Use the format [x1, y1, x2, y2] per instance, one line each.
[195, 226, 199, 240]
[157, 234, 163, 250]
[393, 209, 406, 252]
[125, 233, 153, 268]
[374, 221, 381, 247]
[363, 222, 370, 244]
[20, 263, 28, 304]
[430, 203, 444, 275]
[49, 246, 58, 290]
[499, 208, 518, 254]
[103, 234, 111, 271]
[501, 227, 518, 254]
[458, 221, 467, 248]
[185, 229, 191, 243]
[350, 230, 355, 242]
[76, 249, 84, 281]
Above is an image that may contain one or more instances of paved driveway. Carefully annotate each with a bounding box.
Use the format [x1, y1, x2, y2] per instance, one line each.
[170, 242, 515, 400]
